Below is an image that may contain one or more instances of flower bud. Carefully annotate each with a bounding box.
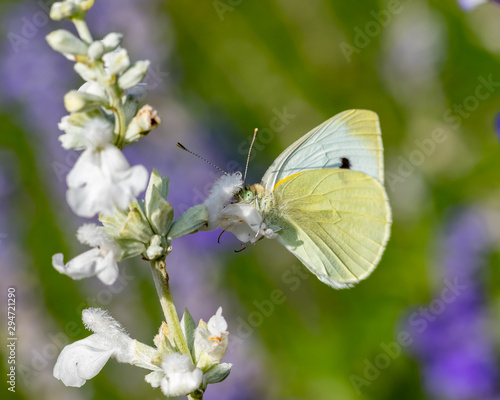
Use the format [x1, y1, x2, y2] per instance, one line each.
[100, 205, 154, 245]
[153, 322, 176, 358]
[74, 62, 98, 81]
[73, 0, 95, 11]
[145, 235, 170, 260]
[118, 61, 150, 89]
[193, 309, 229, 372]
[88, 41, 105, 60]
[50, 2, 78, 20]
[105, 49, 130, 76]
[79, 81, 107, 99]
[125, 105, 161, 144]
[64, 90, 107, 113]
[46, 29, 88, 57]
[102, 33, 123, 52]
[144, 170, 173, 236]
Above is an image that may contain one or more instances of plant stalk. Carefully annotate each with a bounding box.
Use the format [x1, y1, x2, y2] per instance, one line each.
[72, 17, 93, 43]
[150, 260, 192, 360]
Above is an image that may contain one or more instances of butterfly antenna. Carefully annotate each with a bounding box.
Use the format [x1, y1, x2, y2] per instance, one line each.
[177, 142, 228, 175]
[243, 128, 258, 185]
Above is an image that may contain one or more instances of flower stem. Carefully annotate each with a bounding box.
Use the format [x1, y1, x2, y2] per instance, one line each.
[150, 260, 192, 360]
[72, 17, 93, 43]
[111, 90, 127, 149]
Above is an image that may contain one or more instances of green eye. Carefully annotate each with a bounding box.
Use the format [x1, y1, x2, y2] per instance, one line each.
[243, 190, 253, 200]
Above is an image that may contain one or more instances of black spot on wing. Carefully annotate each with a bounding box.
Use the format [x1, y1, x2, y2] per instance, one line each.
[340, 157, 351, 169]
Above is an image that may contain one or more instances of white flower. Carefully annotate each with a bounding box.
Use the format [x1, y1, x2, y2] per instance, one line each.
[118, 60, 150, 89]
[201, 173, 277, 244]
[58, 116, 113, 150]
[52, 224, 121, 285]
[79, 81, 108, 99]
[101, 32, 123, 51]
[194, 307, 229, 366]
[79, 118, 114, 148]
[103, 48, 130, 76]
[160, 353, 203, 397]
[53, 308, 158, 387]
[46, 29, 87, 59]
[66, 119, 148, 217]
[218, 203, 278, 244]
[202, 173, 243, 230]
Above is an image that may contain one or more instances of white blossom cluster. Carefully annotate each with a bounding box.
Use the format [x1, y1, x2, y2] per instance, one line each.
[47, 22, 157, 219]
[54, 307, 231, 398]
[46, 1, 233, 398]
[47, 0, 163, 283]
[45, 0, 179, 287]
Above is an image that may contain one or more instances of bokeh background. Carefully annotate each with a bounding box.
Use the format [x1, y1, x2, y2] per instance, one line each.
[1, 0, 500, 399]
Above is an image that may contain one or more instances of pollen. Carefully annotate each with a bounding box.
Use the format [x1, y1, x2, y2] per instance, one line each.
[209, 336, 222, 345]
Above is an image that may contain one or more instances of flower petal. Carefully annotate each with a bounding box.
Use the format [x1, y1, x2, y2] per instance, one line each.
[52, 249, 101, 279]
[66, 146, 148, 217]
[194, 308, 229, 368]
[160, 353, 203, 397]
[207, 307, 228, 336]
[53, 335, 114, 387]
[203, 173, 243, 230]
[145, 370, 165, 388]
[95, 251, 119, 285]
[66, 149, 102, 188]
[218, 203, 264, 243]
[52, 249, 119, 285]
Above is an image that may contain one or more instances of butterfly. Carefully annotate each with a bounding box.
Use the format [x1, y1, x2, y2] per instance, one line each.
[215, 109, 392, 289]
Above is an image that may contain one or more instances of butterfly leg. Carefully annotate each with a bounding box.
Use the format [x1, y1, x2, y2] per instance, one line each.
[217, 230, 226, 244]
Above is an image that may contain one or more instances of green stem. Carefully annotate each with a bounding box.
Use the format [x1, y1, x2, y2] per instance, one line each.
[95, 65, 127, 149]
[111, 91, 127, 149]
[72, 17, 93, 43]
[150, 260, 192, 360]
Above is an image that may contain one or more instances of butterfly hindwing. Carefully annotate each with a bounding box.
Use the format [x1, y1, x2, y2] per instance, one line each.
[268, 169, 391, 288]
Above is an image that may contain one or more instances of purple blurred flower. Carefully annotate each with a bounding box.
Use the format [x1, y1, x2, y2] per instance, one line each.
[0, 4, 72, 135]
[458, 0, 500, 10]
[459, 0, 487, 10]
[495, 113, 500, 141]
[405, 209, 500, 400]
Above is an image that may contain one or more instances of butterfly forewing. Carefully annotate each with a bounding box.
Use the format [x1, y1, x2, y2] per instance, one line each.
[261, 110, 384, 192]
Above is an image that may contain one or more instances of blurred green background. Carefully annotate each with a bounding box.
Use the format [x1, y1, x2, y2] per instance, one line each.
[1, 0, 500, 399]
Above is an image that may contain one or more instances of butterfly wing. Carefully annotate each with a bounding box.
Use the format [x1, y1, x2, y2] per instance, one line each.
[261, 110, 384, 192]
[268, 168, 391, 288]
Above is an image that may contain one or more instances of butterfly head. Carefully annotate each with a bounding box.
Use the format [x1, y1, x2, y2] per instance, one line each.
[234, 183, 265, 204]
[239, 188, 254, 202]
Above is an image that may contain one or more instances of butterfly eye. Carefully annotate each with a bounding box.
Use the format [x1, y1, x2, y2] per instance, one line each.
[243, 190, 254, 200]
